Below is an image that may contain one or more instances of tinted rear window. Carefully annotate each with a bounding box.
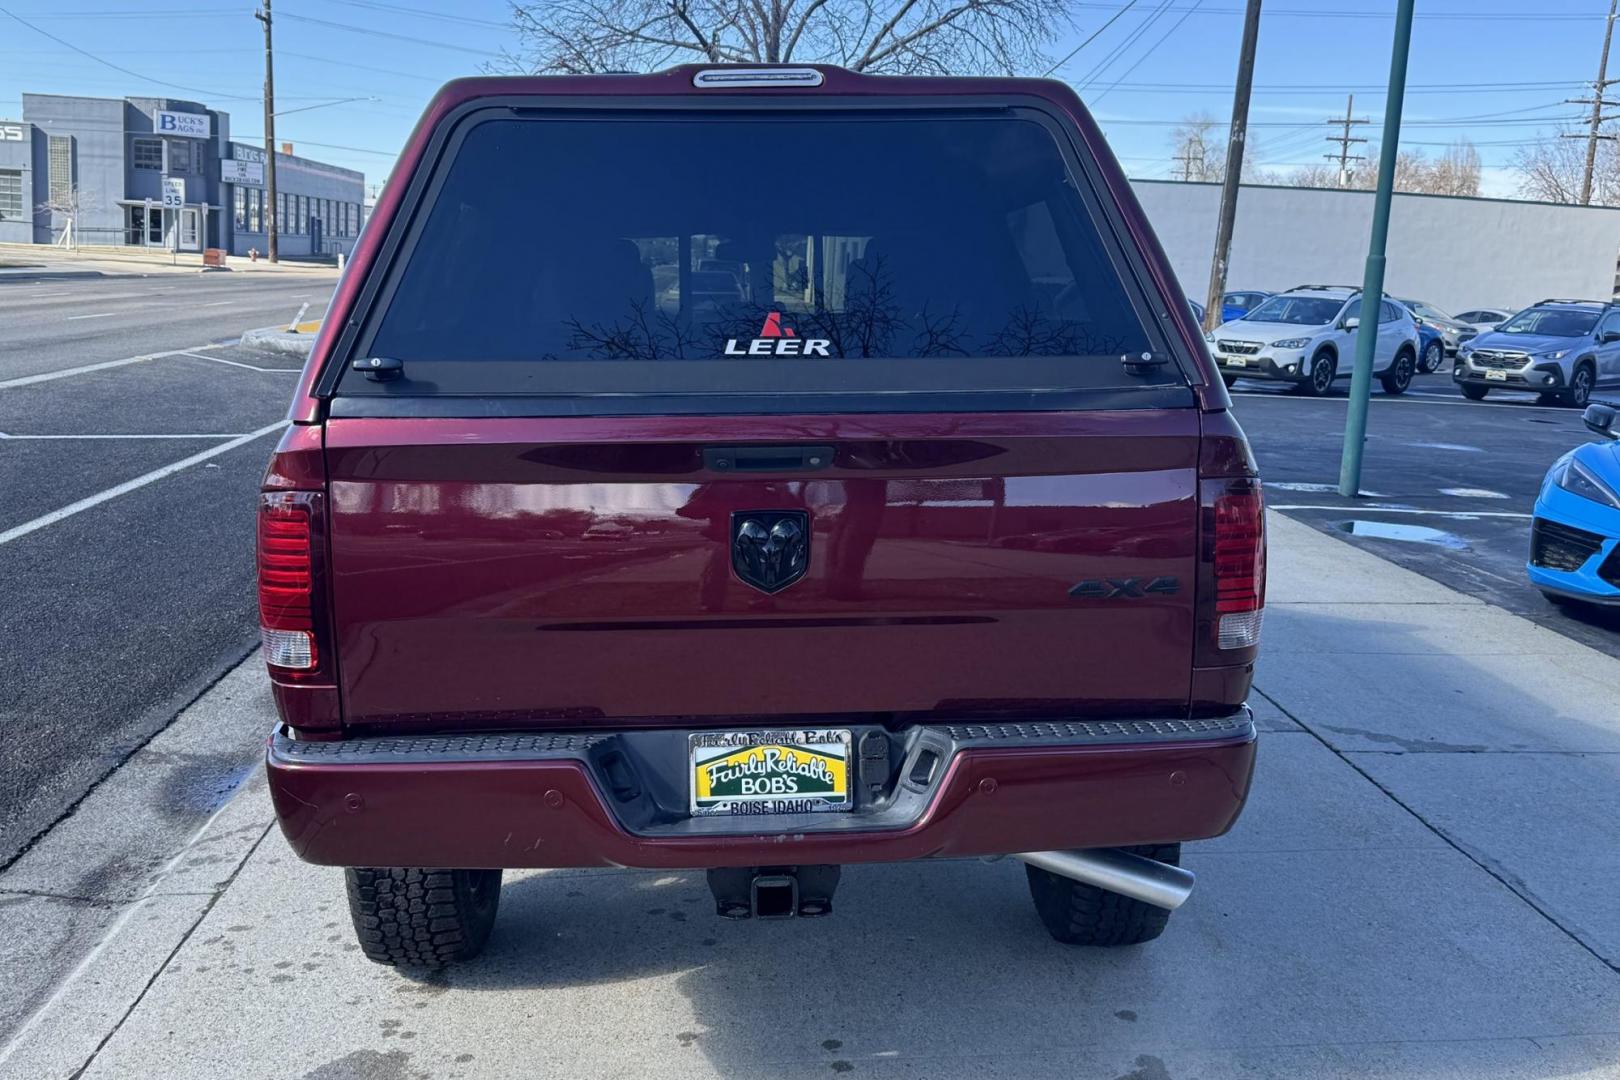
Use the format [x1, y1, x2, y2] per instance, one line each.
[344, 111, 1177, 403]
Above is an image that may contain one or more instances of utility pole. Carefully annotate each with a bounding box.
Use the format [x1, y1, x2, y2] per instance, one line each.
[255, 0, 278, 263]
[1339, 0, 1416, 498]
[1173, 145, 1204, 182]
[1563, 0, 1618, 206]
[1203, 0, 1263, 334]
[1325, 93, 1369, 189]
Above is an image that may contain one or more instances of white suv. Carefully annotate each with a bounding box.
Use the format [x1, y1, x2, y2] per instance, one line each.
[1206, 285, 1421, 396]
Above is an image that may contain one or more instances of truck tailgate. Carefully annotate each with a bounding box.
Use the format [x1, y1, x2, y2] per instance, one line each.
[324, 410, 1198, 728]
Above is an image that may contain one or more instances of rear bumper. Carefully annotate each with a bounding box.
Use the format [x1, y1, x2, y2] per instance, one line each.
[266, 714, 1258, 869]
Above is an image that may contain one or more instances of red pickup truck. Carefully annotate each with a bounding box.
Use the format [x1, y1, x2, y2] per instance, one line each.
[261, 65, 1263, 968]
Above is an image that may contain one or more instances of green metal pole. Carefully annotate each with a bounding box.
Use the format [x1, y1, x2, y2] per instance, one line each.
[1339, 0, 1416, 497]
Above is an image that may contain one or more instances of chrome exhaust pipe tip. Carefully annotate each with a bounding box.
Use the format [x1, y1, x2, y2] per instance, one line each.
[1014, 848, 1195, 911]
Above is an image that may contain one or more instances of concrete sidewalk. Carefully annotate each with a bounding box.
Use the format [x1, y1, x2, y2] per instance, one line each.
[3, 514, 1619, 1079]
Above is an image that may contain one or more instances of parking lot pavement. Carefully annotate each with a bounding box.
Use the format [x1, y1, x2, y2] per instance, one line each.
[1230, 371, 1620, 659]
[0, 272, 330, 867]
[4, 515, 1619, 1080]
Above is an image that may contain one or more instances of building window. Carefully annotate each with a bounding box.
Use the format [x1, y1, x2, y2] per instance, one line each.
[48, 135, 73, 206]
[252, 189, 263, 232]
[168, 139, 193, 174]
[233, 186, 246, 228]
[0, 170, 22, 218]
[132, 137, 162, 170]
[277, 192, 287, 233]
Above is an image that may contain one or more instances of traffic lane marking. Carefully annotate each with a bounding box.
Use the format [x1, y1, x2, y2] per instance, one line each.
[0, 421, 287, 546]
[64, 312, 116, 321]
[0, 342, 241, 388]
[175, 350, 302, 373]
[0, 431, 253, 440]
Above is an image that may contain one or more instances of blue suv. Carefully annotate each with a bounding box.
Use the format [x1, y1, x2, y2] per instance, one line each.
[1454, 299, 1620, 407]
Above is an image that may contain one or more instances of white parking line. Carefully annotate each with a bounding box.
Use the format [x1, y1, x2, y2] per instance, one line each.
[1231, 390, 1571, 413]
[64, 312, 116, 320]
[0, 344, 225, 389]
[0, 421, 288, 546]
[176, 350, 300, 373]
[1270, 503, 1533, 519]
[0, 432, 252, 440]
[201, 300, 234, 307]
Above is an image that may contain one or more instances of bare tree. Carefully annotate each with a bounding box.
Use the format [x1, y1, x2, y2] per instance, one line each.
[1513, 125, 1620, 206]
[502, 0, 1075, 76]
[1277, 139, 1480, 197]
[1169, 113, 1225, 183]
[35, 184, 100, 247]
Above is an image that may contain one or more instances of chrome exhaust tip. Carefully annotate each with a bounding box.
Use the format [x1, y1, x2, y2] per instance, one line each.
[1014, 848, 1195, 911]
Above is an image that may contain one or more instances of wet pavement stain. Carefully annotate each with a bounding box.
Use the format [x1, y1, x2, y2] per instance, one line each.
[1338, 520, 1470, 550]
[1115, 1055, 1173, 1080]
[301, 1049, 427, 1080]
[1115, 1010, 1138, 1022]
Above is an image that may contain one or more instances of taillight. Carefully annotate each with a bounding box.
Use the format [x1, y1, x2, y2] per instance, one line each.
[1198, 477, 1265, 660]
[257, 491, 327, 675]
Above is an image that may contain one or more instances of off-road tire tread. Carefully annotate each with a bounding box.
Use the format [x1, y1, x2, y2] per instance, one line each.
[345, 867, 501, 968]
[1026, 843, 1180, 947]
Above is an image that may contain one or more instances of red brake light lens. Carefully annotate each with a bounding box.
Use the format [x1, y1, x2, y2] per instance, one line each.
[1211, 484, 1265, 649]
[258, 492, 322, 672]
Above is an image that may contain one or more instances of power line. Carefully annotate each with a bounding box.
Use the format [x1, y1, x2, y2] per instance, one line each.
[276, 11, 505, 58]
[1088, 0, 1206, 106]
[1076, 0, 1178, 92]
[314, 0, 508, 30]
[0, 3, 261, 101]
[1042, 0, 1141, 76]
[1069, 2, 1612, 20]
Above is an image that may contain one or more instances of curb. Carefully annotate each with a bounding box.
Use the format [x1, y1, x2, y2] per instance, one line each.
[239, 324, 317, 358]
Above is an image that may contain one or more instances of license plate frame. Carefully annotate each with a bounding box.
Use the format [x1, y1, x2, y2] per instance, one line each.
[1485, 369, 1509, 382]
[689, 729, 854, 817]
[1223, 356, 1249, 368]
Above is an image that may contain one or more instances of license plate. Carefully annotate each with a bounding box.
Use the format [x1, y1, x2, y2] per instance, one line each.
[1223, 357, 1248, 367]
[689, 729, 853, 817]
[1485, 370, 1508, 381]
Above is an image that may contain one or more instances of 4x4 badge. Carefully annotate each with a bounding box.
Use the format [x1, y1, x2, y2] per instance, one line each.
[732, 510, 810, 594]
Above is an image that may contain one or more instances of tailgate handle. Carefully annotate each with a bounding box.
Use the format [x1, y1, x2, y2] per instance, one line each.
[704, 446, 835, 473]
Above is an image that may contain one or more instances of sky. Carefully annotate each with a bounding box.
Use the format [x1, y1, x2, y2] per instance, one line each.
[0, 0, 1612, 199]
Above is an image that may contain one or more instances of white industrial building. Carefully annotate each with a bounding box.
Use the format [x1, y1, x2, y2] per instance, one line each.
[1131, 179, 1620, 314]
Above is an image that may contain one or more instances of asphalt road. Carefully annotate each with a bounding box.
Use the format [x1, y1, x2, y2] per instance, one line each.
[1230, 369, 1620, 659]
[0, 268, 332, 866]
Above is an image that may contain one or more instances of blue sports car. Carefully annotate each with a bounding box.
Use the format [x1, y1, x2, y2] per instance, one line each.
[1529, 403, 1620, 607]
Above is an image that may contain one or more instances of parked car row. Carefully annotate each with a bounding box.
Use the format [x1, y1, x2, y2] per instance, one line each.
[1208, 289, 1620, 408]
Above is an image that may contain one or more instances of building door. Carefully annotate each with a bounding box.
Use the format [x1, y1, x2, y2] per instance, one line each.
[180, 207, 200, 252]
[126, 206, 166, 247]
[309, 215, 322, 254]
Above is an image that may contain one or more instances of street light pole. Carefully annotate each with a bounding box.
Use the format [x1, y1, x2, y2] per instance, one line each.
[255, 0, 278, 263]
[1203, 0, 1263, 334]
[1339, 0, 1416, 498]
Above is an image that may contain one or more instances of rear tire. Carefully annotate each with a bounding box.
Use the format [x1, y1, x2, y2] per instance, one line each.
[345, 867, 502, 968]
[1295, 351, 1336, 397]
[1025, 843, 1180, 947]
[1461, 384, 1489, 401]
[1380, 349, 1416, 395]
